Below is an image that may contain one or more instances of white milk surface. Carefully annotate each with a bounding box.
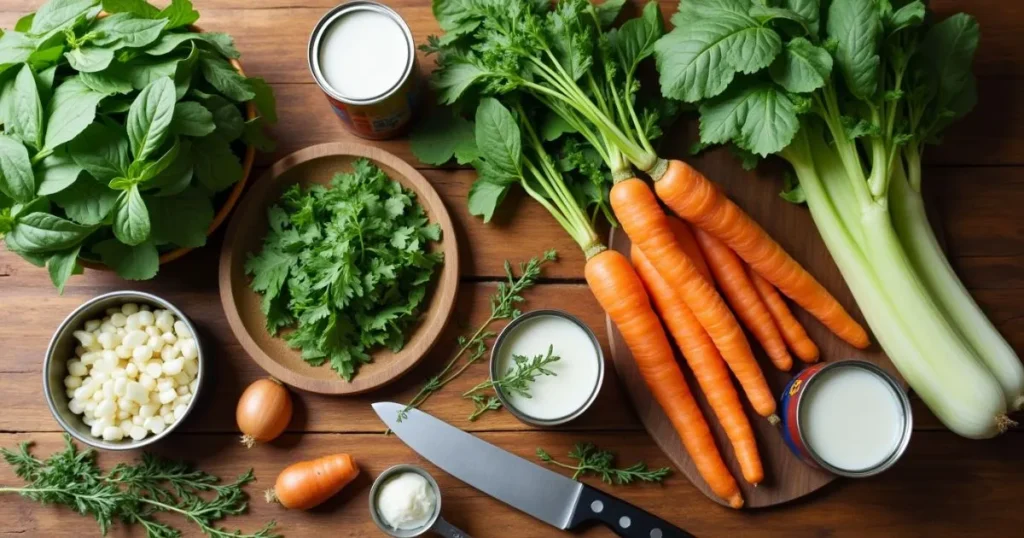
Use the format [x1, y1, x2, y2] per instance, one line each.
[318, 9, 409, 100]
[495, 315, 600, 421]
[802, 366, 904, 472]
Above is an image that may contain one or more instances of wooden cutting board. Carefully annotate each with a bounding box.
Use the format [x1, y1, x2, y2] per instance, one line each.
[606, 147, 900, 508]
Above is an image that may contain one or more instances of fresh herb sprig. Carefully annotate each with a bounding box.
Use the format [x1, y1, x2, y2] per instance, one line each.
[536, 442, 671, 485]
[463, 345, 560, 421]
[0, 434, 278, 538]
[393, 249, 557, 426]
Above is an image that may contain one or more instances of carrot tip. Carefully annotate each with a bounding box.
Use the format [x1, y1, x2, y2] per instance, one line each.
[727, 494, 745, 509]
[767, 414, 781, 427]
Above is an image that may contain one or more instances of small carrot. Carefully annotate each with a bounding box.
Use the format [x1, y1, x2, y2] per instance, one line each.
[611, 178, 776, 419]
[694, 229, 793, 372]
[586, 248, 743, 508]
[653, 159, 870, 349]
[750, 269, 820, 363]
[632, 245, 764, 485]
[266, 454, 360, 510]
[667, 217, 711, 282]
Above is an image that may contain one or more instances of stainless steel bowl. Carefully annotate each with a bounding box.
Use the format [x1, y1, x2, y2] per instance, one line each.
[43, 291, 205, 451]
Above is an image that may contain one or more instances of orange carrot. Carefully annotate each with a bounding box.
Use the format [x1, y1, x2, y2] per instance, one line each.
[267, 454, 360, 510]
[750, 269, 820, 363]
[631, 245, 764, 485]
[653, 159, 870, 349]
[667, 217, 712, 282]
[611, 178, 776, 419]
[694, 229, 794, 372]
[586, 248, 743, 508]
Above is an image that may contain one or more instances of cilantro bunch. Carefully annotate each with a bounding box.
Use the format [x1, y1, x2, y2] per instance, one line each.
[245, 159, 444, 380]
[0, 0, 277, 291]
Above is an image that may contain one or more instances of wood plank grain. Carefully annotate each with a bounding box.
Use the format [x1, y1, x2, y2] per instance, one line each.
[0, 430, 1022, 537]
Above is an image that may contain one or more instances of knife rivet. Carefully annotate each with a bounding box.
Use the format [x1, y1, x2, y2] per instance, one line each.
[619, 516, 632, 529]
[650, 529, 663, 538]
[591, 500, 604, 513]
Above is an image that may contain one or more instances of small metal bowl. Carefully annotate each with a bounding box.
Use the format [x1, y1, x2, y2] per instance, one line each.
[43, 291, 205, 451]
[489, 309, 605, 427]
[369, 464, 470, 537]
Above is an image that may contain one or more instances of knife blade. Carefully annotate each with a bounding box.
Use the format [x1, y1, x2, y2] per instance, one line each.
[374, 402, 695, 538]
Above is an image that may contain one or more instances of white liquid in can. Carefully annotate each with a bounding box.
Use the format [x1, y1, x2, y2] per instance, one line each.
[317, 9, 410, 100]
[495, 315, 600, 421]
[801, 366, 905, 472]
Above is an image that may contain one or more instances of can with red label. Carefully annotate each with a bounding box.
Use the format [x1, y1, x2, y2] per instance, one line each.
[308, 1, 419, 139]
[780, 360, 912, 477]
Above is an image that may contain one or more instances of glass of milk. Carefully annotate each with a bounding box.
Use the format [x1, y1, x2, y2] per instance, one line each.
[489, 310, 605, 427]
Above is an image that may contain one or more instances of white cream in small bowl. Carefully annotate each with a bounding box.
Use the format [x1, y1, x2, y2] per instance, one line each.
[369, 465, 468, 538]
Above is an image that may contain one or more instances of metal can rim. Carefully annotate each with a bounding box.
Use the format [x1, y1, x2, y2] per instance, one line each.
[488, 309, 605, 427]
[307, 1, 416, 105]
[794, 360, 913, 477]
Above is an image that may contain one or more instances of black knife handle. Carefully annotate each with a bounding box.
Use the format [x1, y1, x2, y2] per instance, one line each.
[568, 484, 696, 538]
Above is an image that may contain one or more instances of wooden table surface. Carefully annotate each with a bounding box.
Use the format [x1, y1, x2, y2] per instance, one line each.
[2, 1, 1023, 536]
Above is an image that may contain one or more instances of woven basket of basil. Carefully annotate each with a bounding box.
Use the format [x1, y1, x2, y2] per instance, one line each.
[0, 0, 277, 291]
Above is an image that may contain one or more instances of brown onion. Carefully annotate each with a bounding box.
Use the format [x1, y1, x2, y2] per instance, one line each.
[237, 378, 292, 448]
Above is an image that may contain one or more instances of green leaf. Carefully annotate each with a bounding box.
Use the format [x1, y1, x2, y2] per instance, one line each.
[0, 134, 36, 202]
[247, 77, 277, 123]
[35, 65, 57, 103]
[170, 101, 215, 137]
[198, 54, 254, 102]
[410, 107, 478, 166]
[147, 187, 212, 248]
[123, 55, 179, 90]
[28, 45, 66, 68]
[36, 149, 83, 196]
[6, 212, 94, 252]
[827, 0, 882, 100]
[113, 185, 150, 245]
[595, 0, 627, 29]
[69, 122, 130, 182]
[127, 77, 175, 161]
[467, 178, 509, 223]
[44, 76, 106, 150]
[655, 10, 782, 102]
[92, 238, 159, 279]
[609, 1, 663, 75]
[545, 0, 594, 82]
[65, 46, 115, 73]
[202, 94, 244, 141]
[769, 37, 833, 93]
[698, 82, 801, 157]
[0, 32, 36, 71]
[101, 0, 161, 18]
[79, 67, 133, 94]
[147, 138, 193, 196]
[783, 0, 819, 35]
[474, 98, 522, 180]
[920, 13, 979, 110]
[90, 13, 167, 49]
[193, 135, 242, 192]
[886, 1, 925, 34]
[52, 175, 120, 225]
[540, 112, 575, 142]
[241, 118, 275, 152]
[160, 0, 200, 30]
[779, 172, 805, 203]
[145, 32, 239, 59]
[15, 13, 36, 33]
[11, 65, 44, 149]
[29, 0, 99, 37]
[432, 62, 486, 105]
[136, 137, 181, 182]
[47, 244, 82, 293]
[173, 43, 199, 99]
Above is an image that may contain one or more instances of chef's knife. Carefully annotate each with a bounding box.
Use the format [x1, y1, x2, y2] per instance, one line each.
[374, 402, 695, 538]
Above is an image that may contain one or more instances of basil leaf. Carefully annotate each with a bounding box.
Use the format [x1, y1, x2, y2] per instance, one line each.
[108, 177, 134, 190]
[90, 13, 168, 49]
[69, 122, 130, 182]
[29, 0, 99, 37]
[145, 32, 240, 59]
[6, 212, 95, 252]
[12, 197, 51, 219]
[113, 185, 150, 245]
[12, 65, 44, 149]
[160, 0, 200, 30]
[15, 13, 35, 33]
[101, 0, 161, 18]
[92, 238, 159, 280]
[52, 175, 120, 225]
[47, 244, 82, 294]
[79, 67, 133, 94]
[473, 98, 522, 180]
[827, 0, 882, 100]
[127, 77, 175, 161]
[65, 46, 115, 73]
[204, 94, 243, 141]
[769, 37, 833, 94]
[35, 65, 57, 103]
[44, 76, 107, 150]
[467, 178, 509, 224]
[29, 45, 66, 67]
[147, 187, 212, 248]
[193, 135, 242, 192]
[170, 101, 215, 137]
[173, 43, 199, 99]
[784, 0, 820, 35]
[698, 82, 800, 157]
[241, 118, 275, 152]
[123, 56, 179, 90]
[247, 76, 276, 123]
[0, 134, 36, 202]
[137, 137, 180, 182]
[36, 149, 83, 196]
[0, 32, 36, 73]
[199, 54, 254, 102]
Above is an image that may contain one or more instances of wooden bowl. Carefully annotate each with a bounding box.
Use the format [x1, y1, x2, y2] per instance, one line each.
[79, 24, 257, 270]
[218, 143, 460, 394]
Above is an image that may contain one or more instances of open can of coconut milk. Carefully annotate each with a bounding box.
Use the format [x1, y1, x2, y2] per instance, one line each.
[308, 1, 419, 139]
[780, 360, 913, 477]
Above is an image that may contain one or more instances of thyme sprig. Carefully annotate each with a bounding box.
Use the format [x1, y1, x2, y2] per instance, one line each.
[536, 442, 671, 485]
[463, 345, 561, 421]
